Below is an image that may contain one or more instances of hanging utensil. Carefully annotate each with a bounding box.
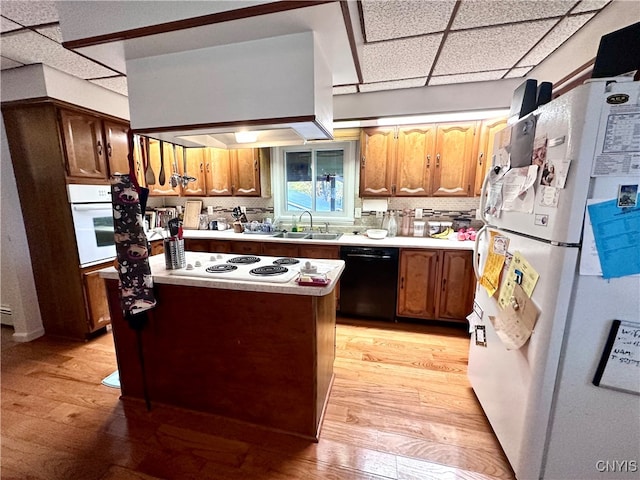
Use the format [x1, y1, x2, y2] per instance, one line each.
[143, 137, 155, 185]
[158, 140, 166, 185]
[170, 144, 180, 188]
[181, 146, 197, 187]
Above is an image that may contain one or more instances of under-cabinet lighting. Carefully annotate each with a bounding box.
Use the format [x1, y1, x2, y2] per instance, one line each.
[234, 131, 259, 143]
[333, 109, 510, 129]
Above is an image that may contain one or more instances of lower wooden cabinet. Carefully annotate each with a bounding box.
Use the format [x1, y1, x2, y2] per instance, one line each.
[81, 261, 113, 333]
[397, 248, 474, 322]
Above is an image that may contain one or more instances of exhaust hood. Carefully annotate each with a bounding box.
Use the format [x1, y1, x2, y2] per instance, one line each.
[127, 31, 334, 148]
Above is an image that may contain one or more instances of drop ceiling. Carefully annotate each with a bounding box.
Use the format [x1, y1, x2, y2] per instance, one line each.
[0, 1, 627, 107]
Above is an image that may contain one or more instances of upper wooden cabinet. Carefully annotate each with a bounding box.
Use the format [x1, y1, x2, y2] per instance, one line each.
[59, 109, 109, 181]
[359, 127, 396, 196]
[103, 120, 130, 176]
[474, 118, 508, 196]
[147, 139, 181, 196]
[59, 109, 131, 182]
[205, 148, 233, 196]
[430, 122, 477, 197]
[231, 148, 261, 196]
[395, 125, 436, 196]
[360, 122, 478, 197]
[181, 146, 208, 196]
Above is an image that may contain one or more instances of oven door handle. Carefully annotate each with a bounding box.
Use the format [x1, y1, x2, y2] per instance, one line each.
[72, 204, 112, 211]
[346, 253, 393, 260]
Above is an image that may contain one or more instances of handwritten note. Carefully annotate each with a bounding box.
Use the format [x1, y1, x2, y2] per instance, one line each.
[498, 252, 540, 309]
[593, 320, 640, 395]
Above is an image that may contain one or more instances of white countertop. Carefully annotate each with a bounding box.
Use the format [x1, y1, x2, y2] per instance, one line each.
[99, 252, 345, 297]
[175, 229, 475, 250]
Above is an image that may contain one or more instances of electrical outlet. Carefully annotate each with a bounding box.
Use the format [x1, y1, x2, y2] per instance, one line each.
[355, 207, 362, 218]
[415, 208, 423, 219]
[240, 206, 247, 213]
[207, 206, 214, 215]
[376, 211, 383, 218]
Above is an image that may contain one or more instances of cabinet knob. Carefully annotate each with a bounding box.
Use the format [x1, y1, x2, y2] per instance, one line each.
[361, 156, 366, 168]
[400, 277, 404, 289]
[478, 152, 484, 165]
[206, 163, 210, 173]
[426, 154, 431, 168]
[436, 153, 440, 167]
[107, 143, 112, 158]
[97, 140, 103, 156]
[200, 162, 204, 172]
[442, 277, 447, 291]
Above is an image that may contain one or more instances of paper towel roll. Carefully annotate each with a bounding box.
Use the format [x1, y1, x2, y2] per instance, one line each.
[362, 199, 388, 212]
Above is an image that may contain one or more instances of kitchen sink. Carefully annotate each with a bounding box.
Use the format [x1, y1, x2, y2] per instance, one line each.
[306, 233, 343, 240]
[273, 232, 311, 239]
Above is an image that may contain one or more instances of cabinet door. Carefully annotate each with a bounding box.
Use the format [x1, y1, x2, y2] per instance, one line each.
[230, 241, 261, 255]
[395, 125, 436, 196]
[206, 148, 233, 196]
[397, 249, 439, 319]
[182, 147, 207, 196]
[359, 127, 396, 196]
[262, 242, 299, 257]
[438, 250, 475, 321]
[431, 122, 477, 197]
[148, 140, 180, 196]
[184, 239, 211, 252]
[232, 148, 261, 196]
[209, 240, 232, 253]
[59, 109, 108, 180]
[82, 266, 111, 332]
[299, 245, 339, 259]
[104, 120, 130, 176]
[474, 118, 508, 195]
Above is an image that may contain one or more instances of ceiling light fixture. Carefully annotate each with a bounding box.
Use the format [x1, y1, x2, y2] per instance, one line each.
[234, 131, 259, 143]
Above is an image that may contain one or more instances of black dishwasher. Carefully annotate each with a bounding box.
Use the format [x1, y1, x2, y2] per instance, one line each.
[339, 246, 399, 321]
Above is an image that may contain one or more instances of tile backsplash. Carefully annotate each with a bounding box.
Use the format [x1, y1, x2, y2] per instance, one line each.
[148, 194, 480, 232]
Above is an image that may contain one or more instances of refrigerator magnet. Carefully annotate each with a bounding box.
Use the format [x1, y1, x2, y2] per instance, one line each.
[617, 184, 638, 208]
[475, 325, 487, 347]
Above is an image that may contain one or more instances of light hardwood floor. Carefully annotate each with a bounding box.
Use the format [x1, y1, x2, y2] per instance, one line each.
[1, 319, 514, 480]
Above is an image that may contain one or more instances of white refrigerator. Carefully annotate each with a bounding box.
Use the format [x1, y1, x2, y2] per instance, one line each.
[469, 78, 640, 480]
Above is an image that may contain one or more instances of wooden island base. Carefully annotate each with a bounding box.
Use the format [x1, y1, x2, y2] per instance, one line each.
[106, 280, 337, 441]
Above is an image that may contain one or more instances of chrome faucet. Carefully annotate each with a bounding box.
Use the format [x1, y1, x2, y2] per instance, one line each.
[299, 210, 313, 232]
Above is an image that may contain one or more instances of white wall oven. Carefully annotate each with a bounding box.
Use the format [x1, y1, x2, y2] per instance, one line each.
[67, 184, 115, 266]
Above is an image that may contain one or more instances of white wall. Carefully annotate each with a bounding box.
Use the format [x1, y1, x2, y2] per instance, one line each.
[0, 116, 45, 341]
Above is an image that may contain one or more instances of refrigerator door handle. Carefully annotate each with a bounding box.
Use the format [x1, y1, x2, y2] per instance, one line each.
[473, 225, 490, 281]
[479, 173, 492, 224]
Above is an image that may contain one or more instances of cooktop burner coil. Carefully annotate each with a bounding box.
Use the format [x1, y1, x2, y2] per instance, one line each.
[273, 258, 300, 265]
[206, 264, 238, 273]
[250, 265, 288, 276]
[227, 256, 261, 265]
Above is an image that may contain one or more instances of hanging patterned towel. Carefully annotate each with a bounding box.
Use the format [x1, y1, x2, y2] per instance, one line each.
[111, 173, 156, 314]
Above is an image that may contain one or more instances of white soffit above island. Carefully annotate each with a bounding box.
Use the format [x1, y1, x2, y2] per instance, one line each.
[57, 1, 354, 147]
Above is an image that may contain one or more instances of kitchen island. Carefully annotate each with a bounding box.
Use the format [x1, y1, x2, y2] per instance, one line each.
[100, 252, 344, 441]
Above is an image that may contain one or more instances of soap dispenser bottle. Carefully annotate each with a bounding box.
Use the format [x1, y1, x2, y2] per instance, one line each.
[388, 210, 398, 238]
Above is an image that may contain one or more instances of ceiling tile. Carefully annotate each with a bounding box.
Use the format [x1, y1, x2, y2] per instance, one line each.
[433, 19, 557, 75]
[35, 24, 63, 42]
[360, 34, 442, 83]
[1, 17, 23, 33]
[333, 85, 358, 95]
[359, 77, 427, 92]
[0, 1, 59, 26]
[452, 0, 576, 30]
[429, 70, 508, 86]
[90, 77, 128, 96]
[1, 30, 116, 79]
[517, 12, 596, 67]
[1, 56, 25, 69]
[571, 0, 611, 14]
[504, 66, 533, 78]
[362, 0, 456, 42]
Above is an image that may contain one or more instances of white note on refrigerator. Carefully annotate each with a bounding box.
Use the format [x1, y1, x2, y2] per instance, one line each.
[592, 103, 640, 177]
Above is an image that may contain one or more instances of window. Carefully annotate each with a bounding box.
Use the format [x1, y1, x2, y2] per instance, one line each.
[272, 142, 356, 224]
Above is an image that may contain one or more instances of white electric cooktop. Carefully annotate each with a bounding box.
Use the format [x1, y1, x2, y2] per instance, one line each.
[167, 252, 327, 283]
